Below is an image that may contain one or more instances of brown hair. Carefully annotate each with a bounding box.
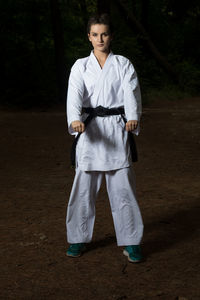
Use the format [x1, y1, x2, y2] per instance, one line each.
[87, 13, 113, 34]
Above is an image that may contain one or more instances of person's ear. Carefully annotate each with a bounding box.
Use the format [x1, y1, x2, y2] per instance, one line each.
[88, 33, 91, 42]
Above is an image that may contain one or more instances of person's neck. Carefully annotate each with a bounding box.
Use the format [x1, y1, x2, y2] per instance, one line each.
[93, 50, 110, 68]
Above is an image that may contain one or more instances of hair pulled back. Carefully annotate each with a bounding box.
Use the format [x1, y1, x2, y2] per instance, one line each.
[87, 13, 113, 34]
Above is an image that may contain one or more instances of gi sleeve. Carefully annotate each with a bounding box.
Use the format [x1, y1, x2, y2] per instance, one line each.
[66, 60, 84, 135]
[122, 60, 142, 135]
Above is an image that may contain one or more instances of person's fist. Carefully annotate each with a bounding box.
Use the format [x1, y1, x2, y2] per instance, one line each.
[71, 120, 85, 133]
[125, 120, 138, 131]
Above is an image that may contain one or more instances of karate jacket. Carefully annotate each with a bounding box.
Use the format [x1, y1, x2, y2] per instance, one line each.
[67, 51, 142, 171]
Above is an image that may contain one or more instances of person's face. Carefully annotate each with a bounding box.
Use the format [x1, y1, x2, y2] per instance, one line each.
[88, 24, 112, 53]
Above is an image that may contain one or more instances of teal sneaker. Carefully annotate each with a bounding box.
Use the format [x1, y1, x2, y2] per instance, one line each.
[123, 245, 143, 263]
[66, 243, 86, 257]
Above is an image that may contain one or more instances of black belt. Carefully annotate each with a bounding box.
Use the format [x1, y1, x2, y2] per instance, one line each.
[70, 105, 138, 166]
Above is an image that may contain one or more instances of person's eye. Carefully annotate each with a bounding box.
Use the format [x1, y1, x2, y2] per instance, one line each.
[103, 33, 109, 36]
[92, 33, 97, 37]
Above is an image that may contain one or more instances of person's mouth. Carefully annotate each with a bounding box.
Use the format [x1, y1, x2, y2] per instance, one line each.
[97, 44, 104, 47]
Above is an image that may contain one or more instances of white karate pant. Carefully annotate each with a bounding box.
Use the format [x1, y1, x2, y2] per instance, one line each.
[66, 166, 143, 246]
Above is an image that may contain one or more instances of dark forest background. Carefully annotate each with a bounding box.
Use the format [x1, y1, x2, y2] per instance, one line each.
[1, 0, 200, 108]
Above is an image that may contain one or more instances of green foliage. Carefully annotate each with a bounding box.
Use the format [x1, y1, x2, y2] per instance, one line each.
[177, 61, 200, 95]
[0, 0, 199, 108]
[142, 84, 191, 106]
[0, 0, 56, 107]
[85, 0, 97, 14]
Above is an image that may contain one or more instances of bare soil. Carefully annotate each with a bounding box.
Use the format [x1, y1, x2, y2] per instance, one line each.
[0, 97, 200, 300]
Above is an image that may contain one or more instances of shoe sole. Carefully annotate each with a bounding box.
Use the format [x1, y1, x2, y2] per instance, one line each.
[66, 252, 81, 257]
[123, 249, 142, 263]
[66, 246, 86, 258]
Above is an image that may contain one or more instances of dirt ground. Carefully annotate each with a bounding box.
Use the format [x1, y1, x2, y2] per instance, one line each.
[0, 97, 200, 300]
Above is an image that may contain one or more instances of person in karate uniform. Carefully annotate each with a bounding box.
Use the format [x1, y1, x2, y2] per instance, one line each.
[66, 14, 144, 262]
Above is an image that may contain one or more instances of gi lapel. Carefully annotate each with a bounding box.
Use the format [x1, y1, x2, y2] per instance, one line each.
[90, 51, 114, 103]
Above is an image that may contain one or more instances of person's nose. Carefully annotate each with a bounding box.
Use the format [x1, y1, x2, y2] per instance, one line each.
[98, 35, 103, 43]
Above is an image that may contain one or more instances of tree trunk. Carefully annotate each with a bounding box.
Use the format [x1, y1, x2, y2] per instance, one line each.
[141, 0, 149, 30]
[115, 0, 179, 83]
[30, 13, 46, 74]
[0, 46, 7, 99]
[79, 0, 88, 31]
[49, 0, 66, 102]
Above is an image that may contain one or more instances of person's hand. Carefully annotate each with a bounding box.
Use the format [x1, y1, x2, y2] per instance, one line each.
[71, 120, 85, 133]
[125, 120, 138, 131]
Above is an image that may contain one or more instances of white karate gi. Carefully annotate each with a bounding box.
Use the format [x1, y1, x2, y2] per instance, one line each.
[66, 51, 143, 246]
